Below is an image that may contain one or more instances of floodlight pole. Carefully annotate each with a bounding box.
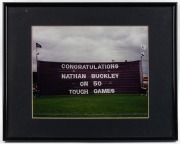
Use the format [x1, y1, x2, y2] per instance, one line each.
[140, 55, 143, 87]
[36, 47, 37, 67]
[36, 47, 39, 73]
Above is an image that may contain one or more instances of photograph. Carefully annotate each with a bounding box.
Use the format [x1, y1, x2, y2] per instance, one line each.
[32, 26, 149, 118]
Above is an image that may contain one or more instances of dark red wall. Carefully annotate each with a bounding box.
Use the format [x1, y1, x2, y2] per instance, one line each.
[37, 61, 141, 95]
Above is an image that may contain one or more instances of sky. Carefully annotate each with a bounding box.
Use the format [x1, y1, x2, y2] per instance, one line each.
[32, 26, 148, 75]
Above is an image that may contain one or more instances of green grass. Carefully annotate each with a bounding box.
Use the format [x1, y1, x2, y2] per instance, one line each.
[33, 94, 148, 118]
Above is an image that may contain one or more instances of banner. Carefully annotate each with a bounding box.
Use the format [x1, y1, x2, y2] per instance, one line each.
[37, 61, 141, 95]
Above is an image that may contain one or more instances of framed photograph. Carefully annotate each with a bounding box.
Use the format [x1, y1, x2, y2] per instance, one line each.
[3, 3, 177, 141]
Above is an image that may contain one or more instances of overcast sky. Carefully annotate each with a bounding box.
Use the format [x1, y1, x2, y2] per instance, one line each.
[32, 26, 148, 75]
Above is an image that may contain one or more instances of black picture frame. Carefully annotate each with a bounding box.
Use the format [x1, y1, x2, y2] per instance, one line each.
[3, 2, 177, 141]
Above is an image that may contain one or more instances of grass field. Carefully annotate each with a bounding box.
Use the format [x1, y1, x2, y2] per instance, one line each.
[33, 94, 148, 118]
